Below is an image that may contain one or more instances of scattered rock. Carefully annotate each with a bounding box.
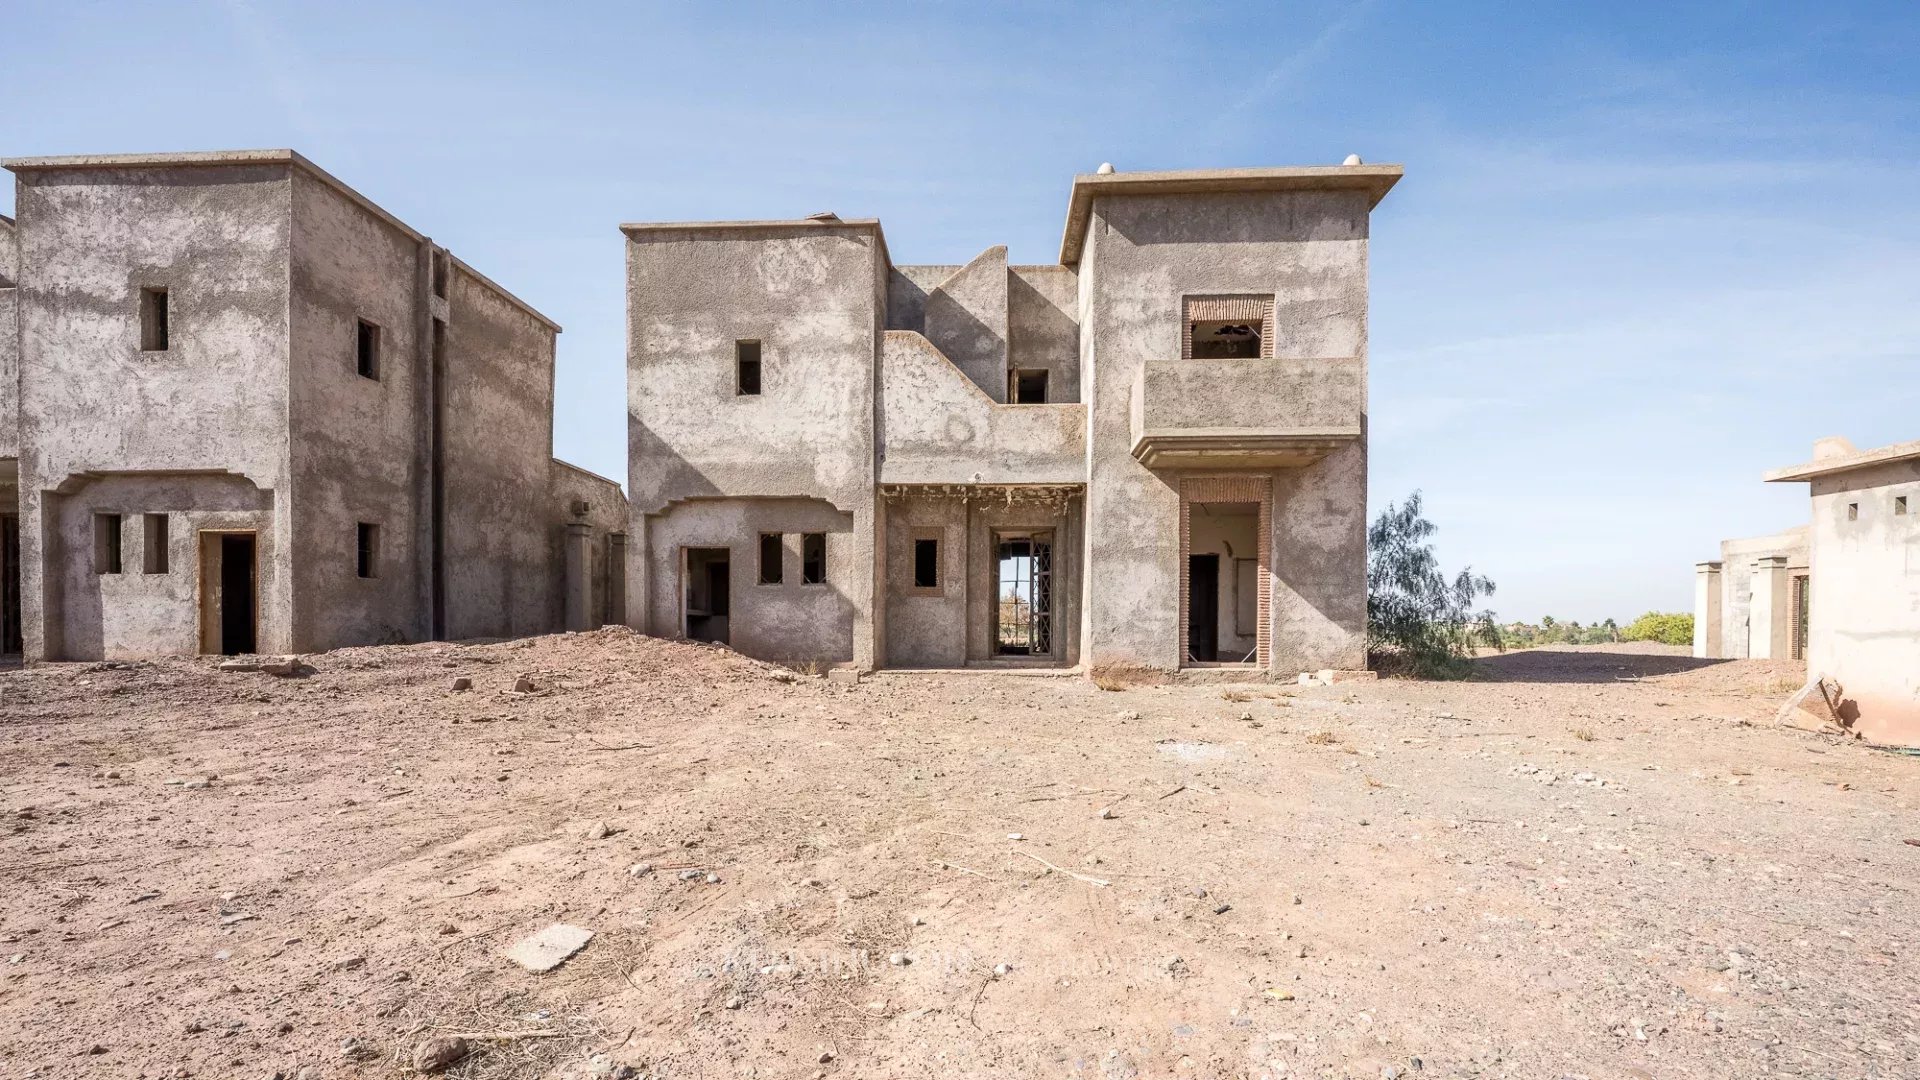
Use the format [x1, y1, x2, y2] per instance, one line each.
[1098, 806, 1115, 820]
[1212, 902, 1232, 915]
[724, 994, 744, 1010]
[627, 862, 653, 878]
[574, 819, 615, 841]
[505, 923, 594, 973]
[514, 675, 538, 693]
[993, 963, 1012, 977]
[412, 1036, 470, 1073]
[334, 955, 366, 971]
[449, 677, 472, 692]
[826, 668, 861, 686]
[340, 1036, 378, 1061]
[888, 952, 911, 966]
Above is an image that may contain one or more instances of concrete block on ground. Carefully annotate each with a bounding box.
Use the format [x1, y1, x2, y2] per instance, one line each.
[505, 923, 594, 973]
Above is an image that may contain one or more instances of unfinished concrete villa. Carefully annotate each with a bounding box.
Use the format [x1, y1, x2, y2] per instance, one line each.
[625, 161, 1399, 675]
[1696, 435, 1920, 745]
[0, 150, 625, 662]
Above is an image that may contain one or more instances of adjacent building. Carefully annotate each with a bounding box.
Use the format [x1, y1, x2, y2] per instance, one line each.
[1691, 526, 1811, 661]
[0, 150, 625, 662]
[625, 161, 1399, 675]
[1763, 437, 1920, 744]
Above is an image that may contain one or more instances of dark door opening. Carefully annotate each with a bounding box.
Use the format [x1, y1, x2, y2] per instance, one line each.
[685, 547, 731, 645]
[1187, 554, 1219, 662]
[995, 532, 1053, 656]
[218, 533, 257, 655]
[1, 514, 20, 654]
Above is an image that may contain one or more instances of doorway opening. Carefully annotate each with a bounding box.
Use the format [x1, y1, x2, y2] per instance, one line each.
[684, 547, 731, 645]
[1184, 500, 1260, 665]
[994, 530, 1053, 656]
[198, 531, 257, 655]
[1, 514, 20, 655]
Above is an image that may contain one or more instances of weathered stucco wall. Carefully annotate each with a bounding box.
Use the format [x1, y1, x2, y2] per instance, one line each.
[877, 332, 1086, 485]
[550, 459, 627, 630]
[0, 215, 18, 459]
[288, 170, 423, 651]
[1806, 461, 1919, 741]
[1079, 189, 1372, 672]
[626, 222, 881, 666]
[645, 496, 856, 664]
[439, 262, 558, 641]
[1008, 264, 1080, 402]
[1712, 528, 1808, 660]
[921, 247, 1009, 401]
[14, 163, 295, 660]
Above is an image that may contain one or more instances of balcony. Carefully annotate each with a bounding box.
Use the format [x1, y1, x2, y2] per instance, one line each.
[1131, 356, 1363, 469]
[879, 332, 1087, 485]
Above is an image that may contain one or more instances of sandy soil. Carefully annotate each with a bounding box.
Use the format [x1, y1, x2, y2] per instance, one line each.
[1, 633, 1915, 1079]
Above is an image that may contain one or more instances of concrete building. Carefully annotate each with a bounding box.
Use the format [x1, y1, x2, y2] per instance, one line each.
[625, 161, 1399, 676]
[1, 150, 625, 662]
[1762, 437, 1920, 744]
[1691, 526, 1811, 661]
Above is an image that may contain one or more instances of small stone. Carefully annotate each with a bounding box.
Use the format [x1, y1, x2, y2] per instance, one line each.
[993, 963, 1011, 976]
[1189, 886, 1208, 899]
[818, 1050, 835, 1064]
[801, 877, 823, 887]
[412, 1035, 470, 1073]
[576, 819, 613, 841]
[627, 862, 653, 878]
[334, 955, 366, 971]
[704, 873, 721, 884]
[1007, 832, 1025, 841]
[505, 923, 593, 973]
[340, 1036, 377, 1061]
[910, 915, 926, 926]
[1098, 806, 1115, 820]
[1295, 945, 1307, 958]
[724, 995, 744, 1010]
[1213, 902, 1232, 915]
[514, 675, 537, 693]
[449, 677, 472, 692]
[888, 952, 911, 966]
[1292, 893, 1303, 905]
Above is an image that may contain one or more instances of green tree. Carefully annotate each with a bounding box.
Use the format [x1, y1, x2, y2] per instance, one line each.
[1621, 611, 1694, 647]
[1367, 492, 1499, 679]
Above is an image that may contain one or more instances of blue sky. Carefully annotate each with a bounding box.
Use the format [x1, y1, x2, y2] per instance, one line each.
[4, 1, 1915, 623]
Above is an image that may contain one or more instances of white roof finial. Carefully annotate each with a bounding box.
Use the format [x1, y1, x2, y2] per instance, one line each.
[1342, 154, 1364, 166]
[1096, 162, 1116, 175]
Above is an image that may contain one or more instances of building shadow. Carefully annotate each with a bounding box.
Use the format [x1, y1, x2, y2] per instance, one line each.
[1473, 648, 1731, 684]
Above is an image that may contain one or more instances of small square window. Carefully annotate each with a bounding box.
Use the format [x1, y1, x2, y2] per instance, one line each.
[143, 514, 170, 574]
[356, 319, 382, 380]
[94, 514, 124, 574]
[140, 287, 170, 351]
[801, 532, 826, 585]
[1183, 296, 1273, 360]
[736, 341, 762, 396]
[913, 537, 939, 589]
[1847, 502, 1859, 521]
[1897, 495, 1909, 516]
[356, 522, 380, 579]
[758, 532, 784, 585]
[1009, 369, 1049, 404]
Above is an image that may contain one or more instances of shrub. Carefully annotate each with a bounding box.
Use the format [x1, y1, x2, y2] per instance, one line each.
[1367, 492, 1499, 679]
[1621, 611, 1694, 647]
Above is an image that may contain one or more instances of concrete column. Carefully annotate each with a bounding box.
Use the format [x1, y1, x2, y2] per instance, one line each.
[1748, 555, 1790, 659]
[563, 521, 592, 632]
[1693, 561, 1723, 658]
[608, 532, 628, 627]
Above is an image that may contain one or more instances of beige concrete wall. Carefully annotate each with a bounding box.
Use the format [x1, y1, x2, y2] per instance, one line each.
[626, 223, 881, 666]
[921, 247, 1009, 400]
[12, 163, 295, 660]
[643, 496, 857, 665]
[882, 493, 968, 668]
[287, 169, 424, 651]
[1008, 265, 1079, 402]
[1806, 460, 1920, 741]
[877, 332, 1085, 485]
[439, 262, 558, 641]
[0, 214, 17, 460]
[1078, 189, 1372, 673]
[1711, 528, 1808, 659]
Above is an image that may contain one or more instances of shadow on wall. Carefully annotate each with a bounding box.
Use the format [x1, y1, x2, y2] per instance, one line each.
[1104, 191, 1368, 249]
[1473, 650, 1731, 684]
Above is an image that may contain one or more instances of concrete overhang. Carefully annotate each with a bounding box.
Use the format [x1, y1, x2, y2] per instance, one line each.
[1058, 164, 1404, 265]
[2, 149, 561, 334]
[620, 217, 891, 268]
[1130, 429, 1360, 470]
[1765, 438, 1920, 483]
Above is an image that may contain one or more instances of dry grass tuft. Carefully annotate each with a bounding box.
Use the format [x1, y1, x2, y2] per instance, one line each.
[1364, 774, 1384, 788]
[1220, 689, 1254, 703]
[1571, 727, 1597, 742]
[1304, 730, 1339, 746]
[1089, 663, 1167, 692]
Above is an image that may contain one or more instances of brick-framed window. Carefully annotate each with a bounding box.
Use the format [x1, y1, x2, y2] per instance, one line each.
[1182, 295, 1275, 360]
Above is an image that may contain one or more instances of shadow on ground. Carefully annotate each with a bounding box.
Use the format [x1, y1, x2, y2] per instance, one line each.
[1474, 649, 1729, 684]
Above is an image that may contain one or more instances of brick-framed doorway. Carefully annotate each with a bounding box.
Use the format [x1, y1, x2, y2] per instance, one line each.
[1178, 475, 1272, 668]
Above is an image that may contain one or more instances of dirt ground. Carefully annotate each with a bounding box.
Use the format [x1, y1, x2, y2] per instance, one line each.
[1, 632, 1915, 1079]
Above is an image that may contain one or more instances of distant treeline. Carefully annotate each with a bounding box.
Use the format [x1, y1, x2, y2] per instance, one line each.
[1498, 612, 1693, 649]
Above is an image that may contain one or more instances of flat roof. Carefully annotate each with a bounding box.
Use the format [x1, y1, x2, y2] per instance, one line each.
[1058, 164, 1404, 265]
[620, 217, 891, 269]
[1766, 438, 1920, 483]
[2, 149, 559, 333]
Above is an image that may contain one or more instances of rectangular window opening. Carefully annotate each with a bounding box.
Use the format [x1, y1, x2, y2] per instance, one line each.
[1897, 495, 1909, 516]
[1190, 319, 1261, 359]
[140, 287, 170, 352]
[913, 537, 939, 589]
[356, 522, 380, 579]
[801, 532, 826, 585]
[1847, 502, 1859, 521]
[1009, 368, 1049, 404]
[431, 250, 450, 299]
[758, 532, 784, 585]
[95, 514, 124, 575]
[143, 513, 170, 574]
[735, 340, 762, 396]
[356, 318, 382, 380]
